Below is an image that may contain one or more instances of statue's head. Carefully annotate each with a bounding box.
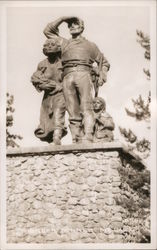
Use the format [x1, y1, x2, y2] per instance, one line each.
[43, 38, 61, 56]
[67, 17, 84, 36]
[93, 97, 106, 112]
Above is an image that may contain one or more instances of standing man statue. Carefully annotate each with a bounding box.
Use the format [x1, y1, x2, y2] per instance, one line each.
[43, 16, 110, 143]
[31, 38, 67, 145]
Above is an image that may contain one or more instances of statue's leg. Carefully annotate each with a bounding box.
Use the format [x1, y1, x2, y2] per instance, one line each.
[69, 122, 82, 143]
[76, 72, 95, 143]
[52, 93, 67, 145]
[63, 73, 82, 143]
[53, 128, 62, 145]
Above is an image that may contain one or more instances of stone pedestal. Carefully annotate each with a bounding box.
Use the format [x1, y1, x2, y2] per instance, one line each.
[7, 142, 149, 244]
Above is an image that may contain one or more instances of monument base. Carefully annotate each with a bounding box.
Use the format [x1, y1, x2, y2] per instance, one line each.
[7, 142, 150, 243]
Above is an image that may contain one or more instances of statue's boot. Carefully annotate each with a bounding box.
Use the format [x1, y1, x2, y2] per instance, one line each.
[69, 124, 82, 143]
[53, 129, 62, 145]
[81, 133, 93, 143]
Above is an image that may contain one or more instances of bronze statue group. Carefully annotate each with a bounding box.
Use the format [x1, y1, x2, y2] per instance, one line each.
[31, 16, 114, 145]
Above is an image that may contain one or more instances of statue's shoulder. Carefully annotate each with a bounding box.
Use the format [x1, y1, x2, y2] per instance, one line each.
[84, 37, 97, 46]
[38, 58, 48, 68]
[60, 37, 69, 48]
[101, 112, 111, 118]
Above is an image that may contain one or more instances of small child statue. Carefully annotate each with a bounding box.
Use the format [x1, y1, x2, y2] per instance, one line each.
[93, 97, 115, 142]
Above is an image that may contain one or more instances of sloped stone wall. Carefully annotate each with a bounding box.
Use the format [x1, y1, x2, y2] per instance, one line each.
[7, 143, 149, 243]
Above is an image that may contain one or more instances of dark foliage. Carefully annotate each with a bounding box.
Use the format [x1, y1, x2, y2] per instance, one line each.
[136, 30, 150, 60]
[116, 160, 150, 243]
[6, 93, 22, 148]
[125, 93, 151, 122]
[119, 127, 137, 143]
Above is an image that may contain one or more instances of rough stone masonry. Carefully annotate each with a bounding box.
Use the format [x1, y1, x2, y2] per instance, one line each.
[7, 142, 149, 244]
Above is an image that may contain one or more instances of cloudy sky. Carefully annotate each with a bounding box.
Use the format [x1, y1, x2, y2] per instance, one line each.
[5, 1, 154, 147]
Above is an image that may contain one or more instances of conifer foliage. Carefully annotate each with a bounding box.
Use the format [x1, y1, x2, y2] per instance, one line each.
[6, 93, 22, 148]
[119, 30, 150, 159]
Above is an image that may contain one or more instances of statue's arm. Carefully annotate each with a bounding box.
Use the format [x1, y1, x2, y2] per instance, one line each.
[31, 61, 56, 92]
[101, 55, 110, 73]
[31, 62, 45, 92]
[31, 61, 44, 79]
[99, 55, 110, 86]
[98, 113, 115, 130]
[93, 45, 110, 86]
[48, 81, 63, 95]
[43, 17, 64, 38]
[43, 16, 77, 39]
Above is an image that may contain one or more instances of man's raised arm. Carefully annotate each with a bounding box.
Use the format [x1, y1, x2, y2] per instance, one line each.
[43, 17, 63, 38]
[43, 16, 78, 38]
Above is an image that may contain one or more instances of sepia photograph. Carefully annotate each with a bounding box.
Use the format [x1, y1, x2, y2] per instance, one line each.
[0, 0, 156, 249]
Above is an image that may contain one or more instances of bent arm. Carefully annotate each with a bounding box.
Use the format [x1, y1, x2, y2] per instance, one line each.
[98, 113, 115, 130]
[97, 53, 110, 72]
[93, 44, 110, 85]
[31, 61, 52, 92]
[31, 62, 45, 91]
[43, 17, 64, 38]
[43, 16, 78, 39]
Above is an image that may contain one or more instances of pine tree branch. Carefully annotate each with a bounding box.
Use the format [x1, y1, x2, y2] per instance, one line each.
[136, 30, 150, 60]
[143, 69, 150, 80]
[6, 93, 23, 148]
[119, 127, 137, 143]
[125, 95, 150, 122]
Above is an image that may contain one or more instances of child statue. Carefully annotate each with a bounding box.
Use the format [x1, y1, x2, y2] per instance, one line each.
[93, 97, 115, 142]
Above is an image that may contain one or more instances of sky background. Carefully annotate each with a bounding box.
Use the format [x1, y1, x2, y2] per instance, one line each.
[6, 1, 151, 147]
